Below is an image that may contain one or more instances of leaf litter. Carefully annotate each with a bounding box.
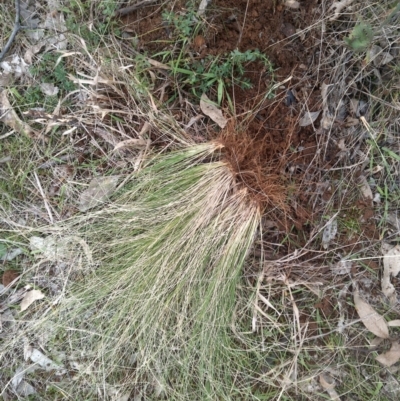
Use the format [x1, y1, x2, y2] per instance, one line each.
[382, 244, 400, 305]
[376, 342, 400, 367]
[322, 217, 338, 249]
[0, 90, 35, 136]
[299, 110, 320, 127]
[20, 289, 45, 312]
[200, 93, 227, 128]
[353, 289, 389, 339]
[78, 176, 120, 212]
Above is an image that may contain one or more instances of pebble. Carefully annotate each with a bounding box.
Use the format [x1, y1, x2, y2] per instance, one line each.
[281, 22, 296, 38]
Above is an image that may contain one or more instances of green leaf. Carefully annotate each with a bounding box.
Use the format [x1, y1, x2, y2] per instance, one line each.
[174, 67, 194, 75]
[382, 147, 400, 161]
[217, 80, 224, 105]
[0, 243, 7, 258]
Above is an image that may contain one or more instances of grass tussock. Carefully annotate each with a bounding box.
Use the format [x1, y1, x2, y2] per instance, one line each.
[52, 142, 265, 399]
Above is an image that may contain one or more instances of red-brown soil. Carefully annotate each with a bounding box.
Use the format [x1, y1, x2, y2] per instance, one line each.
[118, 0, 379, 258]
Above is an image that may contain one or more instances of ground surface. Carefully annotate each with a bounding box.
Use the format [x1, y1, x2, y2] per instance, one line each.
[1, 0, 400, 400]
[120, 0, 380, 255]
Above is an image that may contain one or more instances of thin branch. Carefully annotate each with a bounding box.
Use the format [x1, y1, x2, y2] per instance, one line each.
[0, 0, 21, 62]
[114, 0, 158, 17]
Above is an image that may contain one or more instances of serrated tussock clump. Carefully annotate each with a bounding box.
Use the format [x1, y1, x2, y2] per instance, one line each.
[54, 142, 272, 399]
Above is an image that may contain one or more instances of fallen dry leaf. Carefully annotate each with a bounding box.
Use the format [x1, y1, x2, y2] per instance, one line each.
[354, 290, 389, 339]
[24, 42, 45, 64]
[197, 0, 211, 15]
[331, 259, 352, 275]
[20, 289, 45, 312]
[382, 244, 400, 305]
[20, 0, 40, 29]
[370, 337, 385, 347]
[345, 117, 359, 127]
[78, 176, 119, 212]
[40, 83, 59, 96]
[284, 0, 300, 8]
[25, 346, 65, 372]
[0, 54, 30, 77]
[329, 0, 354, 21]
[358, 175, 373, 200]
[113, 138, 148, 152]
[0, 287, 29, 313]
[319, 373, 340, 400]
[388, 320, 400, 327]
[376, 342, 400, 367]
[299, 111, 320, 127]
[0, 90, 34, 136]
[200, 93, 227, 128]
[11, 366, 37, 397]
[322, 218, 338, 249]
[368, 45, 394, 67]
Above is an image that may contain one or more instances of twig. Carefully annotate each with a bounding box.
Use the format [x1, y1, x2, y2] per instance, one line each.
[0, 0, 21, 63]
[114, 0, 158, 17]
[236, 0, 249, 47]
[34, 171, 54, 224]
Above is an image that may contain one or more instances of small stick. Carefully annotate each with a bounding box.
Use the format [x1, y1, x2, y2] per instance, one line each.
[34, 171, 54, 224]
[114, 0, 158, 17]
[0, 0, 21, 62]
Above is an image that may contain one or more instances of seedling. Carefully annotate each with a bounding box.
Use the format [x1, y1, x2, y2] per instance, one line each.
[344, 22, 374, 52]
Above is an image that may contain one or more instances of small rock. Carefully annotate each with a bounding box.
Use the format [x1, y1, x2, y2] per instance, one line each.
[281, 22, 296, 37]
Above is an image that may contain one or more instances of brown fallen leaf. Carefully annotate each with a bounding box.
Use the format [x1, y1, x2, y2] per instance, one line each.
[200, 93, 227, 128]
[376, 342, 400, 367]
[2, 270, 20, 287]
[354, 290, 389, 339]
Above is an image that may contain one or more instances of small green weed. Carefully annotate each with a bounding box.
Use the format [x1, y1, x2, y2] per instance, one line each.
[162, 7, 199, 40]
[183, 49, 274, 105]
[344, 22, 374, 52]
[153, 47, 274, 105]
[10, 52, 76, 113]
[29, 52, 75, 93]
[156, 7, 274, 105]
[344, 3, 400, 53]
